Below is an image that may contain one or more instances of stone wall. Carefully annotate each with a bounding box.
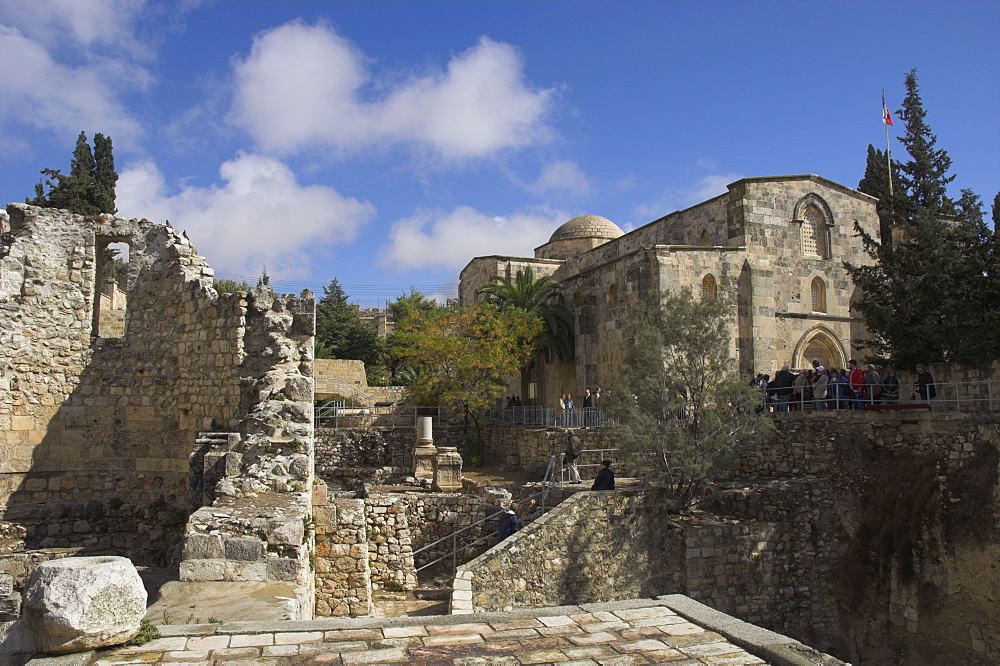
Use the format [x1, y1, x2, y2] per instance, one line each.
[455, 412, 1000, 663]
[479, 425, 617, 477]
[453, 491, 681, 614]
[313, 498, 373, 617]
[0, 203, 317, 619]
[0, 204, 248, 563]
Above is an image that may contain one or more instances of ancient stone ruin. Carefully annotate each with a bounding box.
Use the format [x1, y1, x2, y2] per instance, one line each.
[2, 203, 1000, 666]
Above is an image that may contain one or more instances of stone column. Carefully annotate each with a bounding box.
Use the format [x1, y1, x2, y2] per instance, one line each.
[433, 446, 463, 492]
[412, 416, 437, 479]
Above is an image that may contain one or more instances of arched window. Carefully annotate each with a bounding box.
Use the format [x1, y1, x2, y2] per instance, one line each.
[811, 277, 826, 313]
[698, 229, 710, 246]
[801, 205, 829, 258]
[702, 274, 717, 300]
[609, 284, 619, 308]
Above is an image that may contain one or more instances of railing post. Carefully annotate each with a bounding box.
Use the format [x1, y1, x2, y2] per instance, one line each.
[452, 533, 458, 573]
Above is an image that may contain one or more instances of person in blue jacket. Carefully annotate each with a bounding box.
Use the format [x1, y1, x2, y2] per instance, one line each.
[591, 460, 615, 490]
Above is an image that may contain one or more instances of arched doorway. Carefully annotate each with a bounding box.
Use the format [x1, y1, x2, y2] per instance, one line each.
[793, 326, 847, 370]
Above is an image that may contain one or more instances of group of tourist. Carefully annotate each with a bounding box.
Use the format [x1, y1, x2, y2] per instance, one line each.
[751, 361, 937, 412]
[558, 387, 602, 411]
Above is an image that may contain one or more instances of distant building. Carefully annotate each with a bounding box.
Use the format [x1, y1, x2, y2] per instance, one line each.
[458, 175, 879, 407]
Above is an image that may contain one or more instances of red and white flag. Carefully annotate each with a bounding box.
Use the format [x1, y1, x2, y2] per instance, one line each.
[882, 91, 893, 126]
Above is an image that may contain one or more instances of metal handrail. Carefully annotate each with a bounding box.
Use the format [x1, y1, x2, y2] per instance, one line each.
[411, 483, 553, 575]
[410, 447, 620, 575]
[486, 406, 617, 428]
[314, 376, 378, 406]
[314, 404, 443, 428]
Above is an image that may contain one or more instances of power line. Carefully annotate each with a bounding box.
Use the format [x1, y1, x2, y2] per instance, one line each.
[213, 272, 459, 302]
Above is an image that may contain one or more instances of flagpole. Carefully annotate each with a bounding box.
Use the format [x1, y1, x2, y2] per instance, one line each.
[883, 89, 894, 199]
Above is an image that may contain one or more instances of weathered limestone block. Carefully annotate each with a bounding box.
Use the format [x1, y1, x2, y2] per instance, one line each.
[22, 556, 146, 654]
[433, 447, 463, 492]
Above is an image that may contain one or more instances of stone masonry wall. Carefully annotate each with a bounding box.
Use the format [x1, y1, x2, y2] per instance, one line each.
[0, 204, 249, 563]
[313, 498, 373, 617]
[454, 490, 682, 613]
[1, 203, 317, 618]
[480, 425, 617, 478]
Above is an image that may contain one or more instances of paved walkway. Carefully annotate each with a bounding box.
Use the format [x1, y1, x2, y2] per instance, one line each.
[35, 596, 841, 665]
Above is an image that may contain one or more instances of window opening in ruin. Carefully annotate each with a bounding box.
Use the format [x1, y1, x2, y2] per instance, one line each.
[810, 277, 826, 313]
[609, 284, 619, 308]
[527, 381, 539, 401]
[93, 240, 130, 339]
[698, 229, 710, 246]
[702, 274, 717, 300]
[801, 205, 828, 258]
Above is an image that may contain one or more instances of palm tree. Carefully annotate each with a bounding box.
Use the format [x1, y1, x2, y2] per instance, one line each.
[476, 266, 575, 362]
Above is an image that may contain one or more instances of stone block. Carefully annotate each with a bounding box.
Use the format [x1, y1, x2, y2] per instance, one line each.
[224, 537, 265, 561]
[182, 533, 224, 560]
[22, 556, 146, 654]
[267, 557, 300, 581]
[179, 559, 225, 582]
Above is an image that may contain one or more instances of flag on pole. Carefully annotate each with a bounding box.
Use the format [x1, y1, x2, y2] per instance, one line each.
[882, 91, 893, 126]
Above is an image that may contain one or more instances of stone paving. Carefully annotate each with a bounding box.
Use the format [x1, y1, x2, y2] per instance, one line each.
[40, 596, 842, 665]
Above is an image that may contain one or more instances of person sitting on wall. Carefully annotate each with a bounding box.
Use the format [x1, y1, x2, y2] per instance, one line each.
[496, 503, 521, 541]
[591, 459, 615, 490]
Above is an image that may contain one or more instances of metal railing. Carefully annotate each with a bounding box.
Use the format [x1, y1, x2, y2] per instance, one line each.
[408, 447, 618, 576]
[487, 406, 617, 428]
[313, 376, 378, 406]
[314, 404, 444, 429]
[410, 482, 552, 575]
[763, 379, 999, 414]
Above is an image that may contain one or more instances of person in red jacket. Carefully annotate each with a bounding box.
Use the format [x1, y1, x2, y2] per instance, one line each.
[848, 359, 866, 410]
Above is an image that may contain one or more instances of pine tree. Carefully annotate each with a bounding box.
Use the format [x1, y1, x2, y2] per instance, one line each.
[896, 69, 957, 217]
[315, 278, 383, 370]
[27, 131, 118, 215]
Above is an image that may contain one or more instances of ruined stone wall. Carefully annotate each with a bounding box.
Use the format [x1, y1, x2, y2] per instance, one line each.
[1, 204, 317, 620]
[362, 495, 417, 590]
[458, 413, 1000, 663]
[0, 204, 249, 563]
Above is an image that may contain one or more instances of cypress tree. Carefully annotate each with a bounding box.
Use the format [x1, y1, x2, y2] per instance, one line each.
[93, 133, 118, 214]
[896, 69, 957, 218]
[27, 131, 117, 215]
[857, 144, 907, 251]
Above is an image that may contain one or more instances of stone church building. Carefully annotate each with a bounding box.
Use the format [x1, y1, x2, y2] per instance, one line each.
[458, 174, 880, 407]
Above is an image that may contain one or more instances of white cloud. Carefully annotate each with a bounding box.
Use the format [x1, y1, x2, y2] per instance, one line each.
[0, 0, 150, 55]
[379, 206, 568, 271]
[116, 153, 376, 278]
[230, 21, 555, 160]
[0, 25, 145, 147]
[524, 160, 591, 197]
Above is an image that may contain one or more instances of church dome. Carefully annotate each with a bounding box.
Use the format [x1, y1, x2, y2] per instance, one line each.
[549, 215, 624, 243]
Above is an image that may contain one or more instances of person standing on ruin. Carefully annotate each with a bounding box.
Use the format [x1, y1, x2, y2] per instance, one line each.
[564, 429, 583, 484]
[915, 365, 937, 410]
[865, 364, 883, 406]
[882, 368, 900, 404]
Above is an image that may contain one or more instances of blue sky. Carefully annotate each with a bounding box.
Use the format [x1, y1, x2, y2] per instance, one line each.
[2, 1, 997, 307]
